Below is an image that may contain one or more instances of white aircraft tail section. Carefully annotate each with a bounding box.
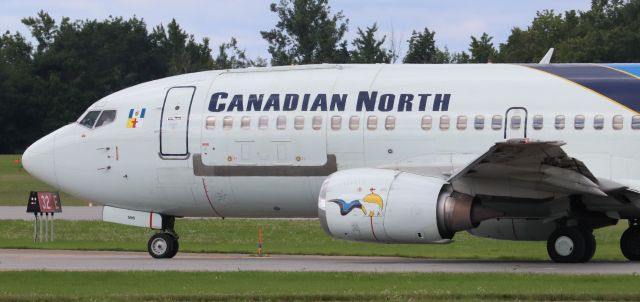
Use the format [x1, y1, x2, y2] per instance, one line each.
[539, 48, 555, 64]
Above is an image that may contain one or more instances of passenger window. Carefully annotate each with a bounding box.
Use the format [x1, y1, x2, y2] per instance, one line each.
[294, 116, 304, 130]
[511, 115, 521, 129]
[258, 116, 268, 130]
[241, 116, 251, 129]
[491, 115, 503, 130]
[205, 116, 216, 129]
[555, 115, 565, 130]
[331, 116, 342, 130]
[632, 115, 640, 130]
[95, 110, 117, 128]
[440, 115, 450, 130]
[532, 115, 543, 130]
[349, 116, 360, 130]
[276, 116, 287, 130]
[421, 115, 432, 130]
[594, 115, 604, 130]
[312, 116, 323, 130]
[613, 115, 624, 130]
[367, 115, 378, 130]
[474, 115, 485, 130]
[79, 110, 101, 128]
[574, 115, 585, 130]
[385, 116, 396, 130]
[223, 116, 233, 130]
[457, 116, 467, 130]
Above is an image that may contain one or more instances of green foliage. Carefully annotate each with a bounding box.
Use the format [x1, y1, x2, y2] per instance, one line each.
[0, 12, 259, 153]
[498, 0, 640, 63]
[150, 19, 215, 75]
[350, 23, 393, 63]
[215, 37, 267, 69]
[261, 0, 350, 65]
[0, 31, 38, 154]
[469, 33, 498, 63]
[402, 27, 437, 63]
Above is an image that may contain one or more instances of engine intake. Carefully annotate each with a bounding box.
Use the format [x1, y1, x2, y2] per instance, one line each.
[318, 168, 501, 243]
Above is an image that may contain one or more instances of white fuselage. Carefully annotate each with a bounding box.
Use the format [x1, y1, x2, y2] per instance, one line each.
[23, 64, 640, 218]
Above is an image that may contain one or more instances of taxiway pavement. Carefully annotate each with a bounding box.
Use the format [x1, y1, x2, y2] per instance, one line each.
[0, 249, 638, 274]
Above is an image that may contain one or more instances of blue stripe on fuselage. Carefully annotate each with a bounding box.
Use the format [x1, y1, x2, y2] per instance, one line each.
[607, 64, 640, 78]
[525, 64, 640, 113]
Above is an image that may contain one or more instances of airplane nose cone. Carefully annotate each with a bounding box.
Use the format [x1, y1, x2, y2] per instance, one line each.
[22, 133, 58, 188]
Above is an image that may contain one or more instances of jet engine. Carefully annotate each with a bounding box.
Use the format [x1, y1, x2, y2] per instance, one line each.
[318, 168, 501, 243]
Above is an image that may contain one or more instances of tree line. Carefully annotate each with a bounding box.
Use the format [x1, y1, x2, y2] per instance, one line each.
[1, 0, 639, 153]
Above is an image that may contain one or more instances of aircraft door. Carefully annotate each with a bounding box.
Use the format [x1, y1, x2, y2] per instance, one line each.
[160, 86, 196, 157]
[504, 107, 528, 139]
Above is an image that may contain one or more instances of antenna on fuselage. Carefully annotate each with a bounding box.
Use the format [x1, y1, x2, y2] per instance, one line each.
[539, 48, 554, 64]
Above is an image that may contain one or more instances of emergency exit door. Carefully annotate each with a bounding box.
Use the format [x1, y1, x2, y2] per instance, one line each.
[160, 86, 196, 157]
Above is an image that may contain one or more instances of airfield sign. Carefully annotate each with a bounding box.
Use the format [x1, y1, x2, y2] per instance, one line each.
[26, 191, 62, 242]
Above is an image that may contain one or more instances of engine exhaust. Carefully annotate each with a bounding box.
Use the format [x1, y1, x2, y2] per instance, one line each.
[437, 191, 503, 238]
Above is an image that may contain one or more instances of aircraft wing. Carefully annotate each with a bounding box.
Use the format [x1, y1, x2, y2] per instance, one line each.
[447, 139, 612, 197]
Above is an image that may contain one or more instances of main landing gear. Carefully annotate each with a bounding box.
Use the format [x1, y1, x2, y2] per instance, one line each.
[547, 226, 596, 263]
[620, 220, 640, 261]
[147, 216, 179, 259]
[546, 219, 640, 263]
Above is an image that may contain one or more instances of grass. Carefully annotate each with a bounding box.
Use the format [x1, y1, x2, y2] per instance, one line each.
[0, 154, 88, 206]
[0, 218, 630, 260]
[0, 271, 639, 301]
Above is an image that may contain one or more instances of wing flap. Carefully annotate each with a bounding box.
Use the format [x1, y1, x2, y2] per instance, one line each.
[449, 139, 606, 198]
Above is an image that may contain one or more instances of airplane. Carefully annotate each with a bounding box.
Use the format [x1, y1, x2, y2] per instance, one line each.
[21, 59, 640, 263]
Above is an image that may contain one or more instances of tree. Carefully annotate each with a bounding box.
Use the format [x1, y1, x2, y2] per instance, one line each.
[215, 37, 267, 69]
[350, 23, 392, 63]
[151, 19, 214, 75]
[403, 27, 437, 63]
[261, 0, 349, 65]
[469, 33, 498, 63]
[0, 31, 36, 153]
[2, 11, 264, 153]
[21, 10, 58, 53]
[451, 51, 471, 63]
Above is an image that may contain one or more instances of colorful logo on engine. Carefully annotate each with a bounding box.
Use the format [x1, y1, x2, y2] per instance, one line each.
[127, 108, 146, 128]
[329, 188, 384, 217]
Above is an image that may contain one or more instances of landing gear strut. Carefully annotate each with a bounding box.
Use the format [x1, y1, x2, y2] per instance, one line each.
[547, 226, 596, 263]
[621, 219, 640, 261]
[147, 216, 179, 259]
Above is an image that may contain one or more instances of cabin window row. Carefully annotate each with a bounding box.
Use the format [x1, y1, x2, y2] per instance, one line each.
[205, 114, 640, 131]
[422, 114, 640, 131]
[205, 115, 400, 131]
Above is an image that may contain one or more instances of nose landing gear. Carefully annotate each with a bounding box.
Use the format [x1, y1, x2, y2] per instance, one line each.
[148, 233, 179, 258]
[147, 216, 179, 259]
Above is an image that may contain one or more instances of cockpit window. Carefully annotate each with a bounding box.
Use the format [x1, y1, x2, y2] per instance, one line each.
[79, 111, 101, 128]
[95, 110, 117, 128]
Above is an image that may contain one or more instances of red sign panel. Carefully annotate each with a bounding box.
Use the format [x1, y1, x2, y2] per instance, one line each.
[36, 192, 62, 213]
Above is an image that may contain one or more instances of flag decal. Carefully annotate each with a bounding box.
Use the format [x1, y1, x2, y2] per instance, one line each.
[127, 108, 146, 128]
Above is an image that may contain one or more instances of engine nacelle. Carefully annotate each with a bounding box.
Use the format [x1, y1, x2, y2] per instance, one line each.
[318, 168, 500, 243]
[468, 218, 556, 241]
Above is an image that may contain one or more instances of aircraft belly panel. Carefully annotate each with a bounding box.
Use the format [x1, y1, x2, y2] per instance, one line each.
[224, 176, 318, 217]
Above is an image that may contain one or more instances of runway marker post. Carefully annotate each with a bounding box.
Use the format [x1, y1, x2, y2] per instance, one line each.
[257, 226, 264, 256]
